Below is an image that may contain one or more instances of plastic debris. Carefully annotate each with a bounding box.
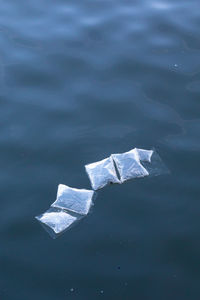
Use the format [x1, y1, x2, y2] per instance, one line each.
[139, 149, 170, 177]
[135, 148, 153, 163]
[35, 146, 169, 238]
[35, 208, 81, 237]
[111, 148, 149, 183]
[85, 156, 120, 190]
[51, 184, 95, 215]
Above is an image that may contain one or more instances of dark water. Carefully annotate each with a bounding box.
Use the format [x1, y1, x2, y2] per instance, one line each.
[0, 0, 200, 299]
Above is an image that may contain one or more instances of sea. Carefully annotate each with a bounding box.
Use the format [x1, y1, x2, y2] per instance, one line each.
[0, 0, 200, 299]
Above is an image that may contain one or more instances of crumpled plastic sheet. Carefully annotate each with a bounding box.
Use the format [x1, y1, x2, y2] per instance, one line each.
[111, 148, 149, 183]
[85, 156, 120, 190]
[35, 208, 83, 238]
[51, 184, 95, 215]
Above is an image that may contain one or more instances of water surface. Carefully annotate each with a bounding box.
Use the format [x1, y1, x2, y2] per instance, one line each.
[0, 0, 200, 299]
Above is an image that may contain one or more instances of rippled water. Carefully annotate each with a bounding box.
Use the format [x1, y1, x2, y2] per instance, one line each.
[0, 0, 200, 299]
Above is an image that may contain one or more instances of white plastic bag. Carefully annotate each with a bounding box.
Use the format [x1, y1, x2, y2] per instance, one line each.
[51, 184, 95, 215]
[85, 156, 120, 190]
[35, 209, 80, 237]
[139, 149, 170, 177]
[111, 148, 149, 183]
[35, 147, 169, 239]
[135, 148, 153, 162]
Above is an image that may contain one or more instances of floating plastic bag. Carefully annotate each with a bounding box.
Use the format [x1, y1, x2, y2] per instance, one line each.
[35, 208, 81, 238]
[85, 156, 120, 190]
[135, 148, 153, 163]
[139, 149, 170, 177]
[111, 148, 149, 183]
[51, 184, 95, 215]
[35, 146, 169, 239]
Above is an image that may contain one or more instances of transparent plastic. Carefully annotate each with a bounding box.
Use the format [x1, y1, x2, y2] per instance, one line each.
[111, 148, 149, 183]
[51, 184, 95, 215]
[35, 208, 82, 238]
[135, 148, 153, 163]
[35, 147, 169, 239]
[85, 156, 120, 190]
[139, 150, 170, 177]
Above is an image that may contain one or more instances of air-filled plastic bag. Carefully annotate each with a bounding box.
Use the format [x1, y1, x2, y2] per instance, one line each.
[135, 148, 153, 163]
[85, 156, 120, 190]
[35, 147, 169, 239]
[35, 208, 81, 237]
[139, 149, 169, 177]
[111, 148, 149, 183]
[51, 184, 95, 215]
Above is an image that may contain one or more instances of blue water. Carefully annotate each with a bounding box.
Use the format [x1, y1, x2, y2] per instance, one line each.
[0, 0, 200, 299]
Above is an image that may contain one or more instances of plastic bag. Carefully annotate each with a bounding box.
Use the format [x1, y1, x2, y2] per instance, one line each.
[51, 184, 95, 215]
[139, 149, 170, 177]
[35, 147, 169, 239]
[35, 208, 81, 238]
[85, 156, 120, 190]
[135, 148, 153, 163]
[111, 148, 149, 183]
